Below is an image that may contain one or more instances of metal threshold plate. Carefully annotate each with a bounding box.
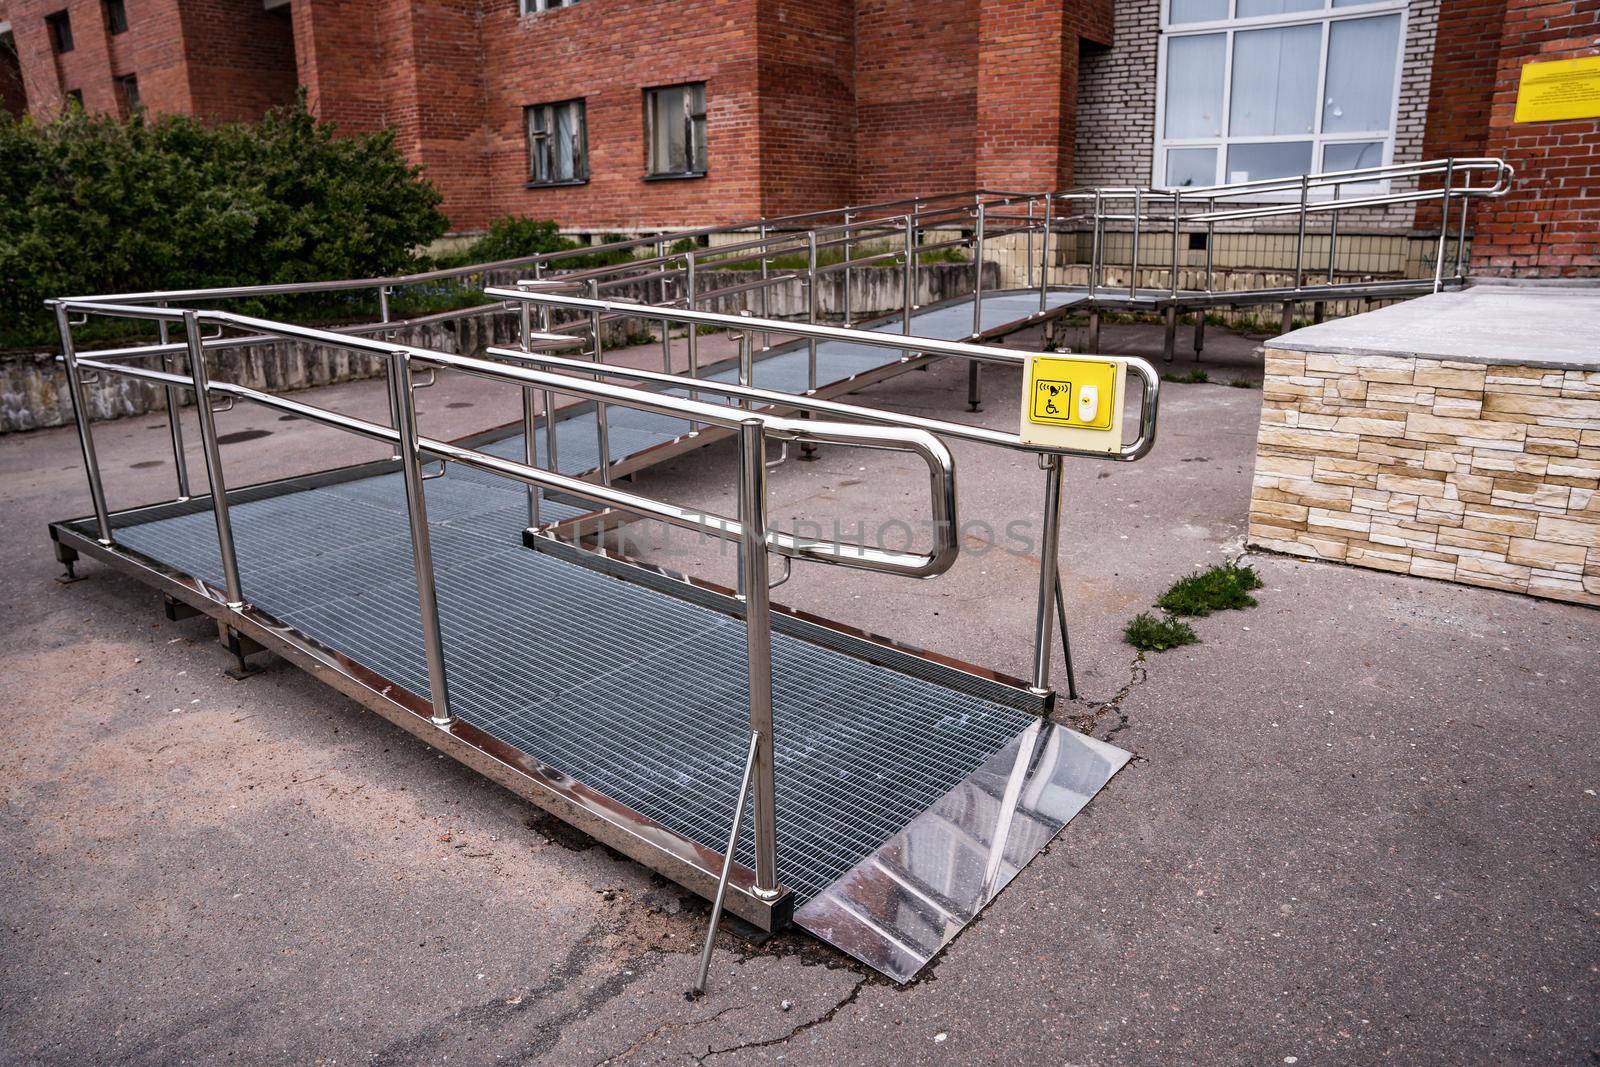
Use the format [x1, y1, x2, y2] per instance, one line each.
[795, 720, 1130, 982]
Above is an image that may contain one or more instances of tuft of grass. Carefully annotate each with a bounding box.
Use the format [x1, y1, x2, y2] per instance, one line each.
[1229, 377, 1258, 389]
[1156, 563, 1264, 617]
[1123, 612, 1199, 652]
[1161, 368, 1210, 384]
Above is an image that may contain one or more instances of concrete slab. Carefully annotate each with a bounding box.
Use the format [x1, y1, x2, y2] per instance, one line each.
[1269, 282, 1600, 369]
[1, 323, 1594, 1064]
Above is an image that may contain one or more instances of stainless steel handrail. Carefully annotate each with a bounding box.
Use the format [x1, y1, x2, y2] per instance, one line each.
[486, 288, 1162, 463]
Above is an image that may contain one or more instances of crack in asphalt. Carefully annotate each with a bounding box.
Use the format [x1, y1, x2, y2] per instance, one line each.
[588, 1004, 741, 1067]
[693, 974, 869, 1064]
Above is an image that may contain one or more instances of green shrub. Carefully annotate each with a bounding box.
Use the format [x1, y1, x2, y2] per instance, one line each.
[1122, 612, 1198, 652]
[1156, 563, 1264, 617]
[0, 95, 448, 348]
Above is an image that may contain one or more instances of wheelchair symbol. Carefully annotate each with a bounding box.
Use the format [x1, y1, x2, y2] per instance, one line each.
[1035, 380, 1071, 421]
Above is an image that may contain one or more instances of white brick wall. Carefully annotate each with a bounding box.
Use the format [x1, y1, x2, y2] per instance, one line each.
[1074, 0, 1443, 237]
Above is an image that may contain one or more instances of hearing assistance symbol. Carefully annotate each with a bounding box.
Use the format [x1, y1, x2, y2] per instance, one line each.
[1032, 379, 1076, 424]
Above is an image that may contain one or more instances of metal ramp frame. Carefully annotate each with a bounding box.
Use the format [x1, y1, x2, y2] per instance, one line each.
[48, 298, 1155, 983]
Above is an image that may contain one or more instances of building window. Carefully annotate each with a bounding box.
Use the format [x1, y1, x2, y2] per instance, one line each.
[525, 99, 587, 185]
[519, 0, 577, 14]
[104, 0, 128, 34]
[115, 74, 139, 116]
[1155, 0, 1405, 190]
[46, 11, 74, 53]
[643, 83, 707, 178]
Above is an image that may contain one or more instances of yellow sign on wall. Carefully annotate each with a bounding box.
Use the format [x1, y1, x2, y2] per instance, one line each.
[1018, 354, 1125, 454]
[1513, 55, 1600, 123]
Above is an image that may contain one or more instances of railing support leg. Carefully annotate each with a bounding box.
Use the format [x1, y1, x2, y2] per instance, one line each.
[1193, 311, 1206, 359]
[1052, 574, 1079, 702]
[388, 350, 453, 729]
[1162, 306, 1177, 363]
[518, 289, 541, 528]
[54, 305, 113, 546]
[156, 303, 191, 499]
[737, 419, 780, 900]
[967, 361, 982, 413]
[183, 311, 245, 609]
[693, 730, 761, 996]
[1030, 455, 1066, 698]
[1087, 309, 1101, 353]
[1281, 301, 1295, 337]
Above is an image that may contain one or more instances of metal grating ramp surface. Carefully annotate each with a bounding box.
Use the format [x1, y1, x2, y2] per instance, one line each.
[110, 471, 1038, 905]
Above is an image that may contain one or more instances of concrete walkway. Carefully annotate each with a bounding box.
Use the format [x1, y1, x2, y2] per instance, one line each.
[0, 323, 1593, 1064]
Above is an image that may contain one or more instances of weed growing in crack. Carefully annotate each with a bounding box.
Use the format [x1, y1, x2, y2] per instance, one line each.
[1161, 368, 1210, 384]
[1156, 562, 1264, 617]
[1122, 612, 1198, 652]
[1229, 377, 1258, 389]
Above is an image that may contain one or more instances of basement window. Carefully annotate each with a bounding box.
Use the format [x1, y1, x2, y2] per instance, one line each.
[525, 99, 588, 185]
[643, 83, 707, 179]
[46, 11, 73, 53]
[519, 0, 578, 14]
[1155, 0, 1404, 192]
[104, 0, 128, 34]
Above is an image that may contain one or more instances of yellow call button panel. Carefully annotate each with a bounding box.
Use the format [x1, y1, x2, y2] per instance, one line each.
[1018, 354, 1125, 454]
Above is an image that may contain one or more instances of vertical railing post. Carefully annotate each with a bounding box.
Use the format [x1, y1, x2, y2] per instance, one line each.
[182, 310, 245, 609]
[1433, 158, 1455, 293]
[588, 277, 612, 483]
[842, 209, 854, 327]
[1030, 454, 1066, 697]
[737, 418, 780, 899]
[805, 231, 818, 392]
[155, 300, 191, 499]
[757, 222, 772, 352]
[1038, 193, 1052, 314]
[1129, 189, 1142, 299]
[657, 239, 673, 374]
[517, 284, 541, 529]
[1455, 171, 1471, 280]
[378, 284, 391, 324]
[387, 349, 453, 728]
[737, 331, 753, 410]
[1205, 196, 1215, 294]
[686, 250, 703, 426]
[902, 214, 915, 338]
[1294, 173, 1309, 293]
[1328, 183, 1341, 285]
[970, 201, 986, 338]
[54, 304, 113, 545]
[1026, 199, 1036, 290]
[1089, 191, 1103, 298]
[1170, 189, 1182, 298]
[534, 262, 560, 475]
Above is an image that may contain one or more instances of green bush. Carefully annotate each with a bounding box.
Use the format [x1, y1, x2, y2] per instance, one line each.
[0, 95, 448, 348]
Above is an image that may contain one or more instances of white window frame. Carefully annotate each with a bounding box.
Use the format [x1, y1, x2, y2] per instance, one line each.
[518, 0, 577, 15]
[1153, 0, 1408, 197]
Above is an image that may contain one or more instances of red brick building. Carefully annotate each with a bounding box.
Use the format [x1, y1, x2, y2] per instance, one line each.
[0, 0, 1594, 274]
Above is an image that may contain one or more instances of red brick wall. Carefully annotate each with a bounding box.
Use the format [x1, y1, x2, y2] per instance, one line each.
[756, 0, 856, 218]
[1416, 0, 1509, 230]
[0, 0, 291, 122]
[473, 0, 764, 233]
[1471, 0, 1600, 276]
[854, 0, 980, 202]
[175, 0, 296, 123]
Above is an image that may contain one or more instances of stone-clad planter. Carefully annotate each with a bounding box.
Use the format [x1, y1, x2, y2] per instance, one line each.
[1248, 283, 1600, 606]
[1, 263, 991, 434]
